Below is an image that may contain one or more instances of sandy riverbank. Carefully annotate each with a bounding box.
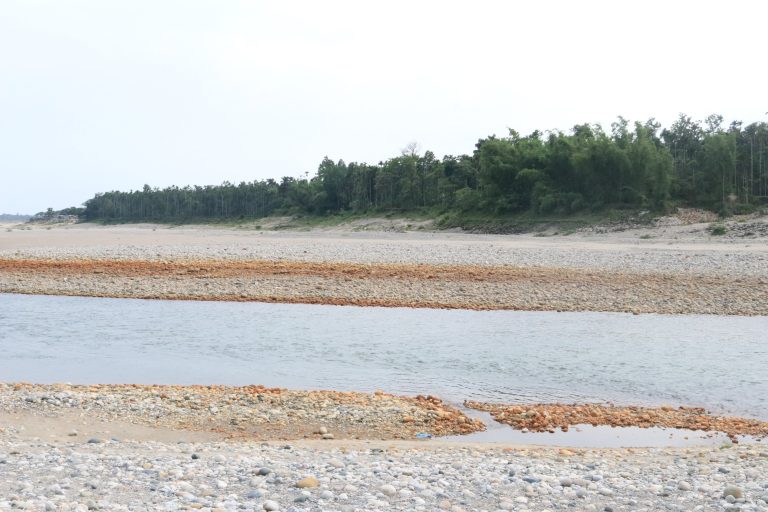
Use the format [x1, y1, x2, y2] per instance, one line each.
[0, 383, 483, 441]
[2, 383, 768, 511]
[1, 222, 767, 315]
[3, 383, 767, 444]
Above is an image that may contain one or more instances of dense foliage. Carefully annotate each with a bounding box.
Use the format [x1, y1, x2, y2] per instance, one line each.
[82, 115, 768, 222]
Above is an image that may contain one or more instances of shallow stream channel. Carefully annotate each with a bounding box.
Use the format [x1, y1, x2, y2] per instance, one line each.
[2, 293, 766, 447]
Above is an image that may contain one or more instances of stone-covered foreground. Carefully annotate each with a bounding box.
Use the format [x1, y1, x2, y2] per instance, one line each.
[0, 435, 767, 512]
[3, 384, 768, 510]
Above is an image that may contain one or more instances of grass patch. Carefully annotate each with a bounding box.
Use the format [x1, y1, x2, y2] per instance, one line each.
[436, 208, 651, 234]
[80, 207, 666, 234]
[709, 223, 727, 236]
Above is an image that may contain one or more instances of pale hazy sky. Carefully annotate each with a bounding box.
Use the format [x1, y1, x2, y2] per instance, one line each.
[1, 0, 766, 213]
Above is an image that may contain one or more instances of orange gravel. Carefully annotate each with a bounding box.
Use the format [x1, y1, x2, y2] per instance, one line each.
[465, 402, 768, 442]
[0, 257, 632, 281]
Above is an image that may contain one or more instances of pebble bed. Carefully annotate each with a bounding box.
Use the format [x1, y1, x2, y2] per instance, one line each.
[1, 433, 767, 512]
[3, 226, 768, 316]
[2, 258, 767, 315]
[1, 227, 767, 278]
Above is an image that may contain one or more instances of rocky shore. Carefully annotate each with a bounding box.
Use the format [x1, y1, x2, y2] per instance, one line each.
[6, 384, 767, 446]
[465, 402, 768, 443]
[0, 383, 483, 441]
[2, 383, 768, 511]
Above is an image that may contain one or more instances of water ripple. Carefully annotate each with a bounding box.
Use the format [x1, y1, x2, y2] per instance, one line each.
[1, 294, 766, 418]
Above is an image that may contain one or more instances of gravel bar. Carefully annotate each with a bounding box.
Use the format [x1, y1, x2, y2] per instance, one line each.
[2, 224, 768, 316]
[2, 257, 767, 315]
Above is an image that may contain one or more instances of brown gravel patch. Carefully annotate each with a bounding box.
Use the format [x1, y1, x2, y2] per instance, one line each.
[1, 257, 767, 315]
[0, 257, 642, 281]
[465, 402, 768, 442]
[0, 383, 484, 441]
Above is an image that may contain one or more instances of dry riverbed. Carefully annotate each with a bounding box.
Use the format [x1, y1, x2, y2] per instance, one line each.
[2, 223, 768, 315]
[2, 257, 767, 315]
[2, 392, 768, 511]
[2, 222, 768, 510]
[2, 384, 768, 510]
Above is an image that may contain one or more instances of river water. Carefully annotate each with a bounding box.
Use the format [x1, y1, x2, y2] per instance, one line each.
[1, 293, 766, 420]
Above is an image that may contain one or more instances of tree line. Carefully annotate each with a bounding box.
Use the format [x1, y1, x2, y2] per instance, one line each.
[82, 114, 768, 222]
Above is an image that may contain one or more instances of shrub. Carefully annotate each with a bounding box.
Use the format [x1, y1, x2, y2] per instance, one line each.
[454, 187, 482, 212]
[709, 223, 727, 236]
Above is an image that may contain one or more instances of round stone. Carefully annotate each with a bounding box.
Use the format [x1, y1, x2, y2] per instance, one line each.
[296, 477, 319, 488]
[263, 500, 279, 511]
[380, 484, 397, 496]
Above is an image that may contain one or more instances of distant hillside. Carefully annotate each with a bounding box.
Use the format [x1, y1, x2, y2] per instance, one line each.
[0, 213, 31, 222]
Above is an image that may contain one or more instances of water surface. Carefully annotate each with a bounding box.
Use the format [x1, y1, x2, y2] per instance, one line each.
[1, 294, 766, 420]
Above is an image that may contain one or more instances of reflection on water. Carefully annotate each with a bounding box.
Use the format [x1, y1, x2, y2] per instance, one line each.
[1, 294, 766, 420]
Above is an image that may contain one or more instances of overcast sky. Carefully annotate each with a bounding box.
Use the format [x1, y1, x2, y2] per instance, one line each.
[1, 0, 766, 213]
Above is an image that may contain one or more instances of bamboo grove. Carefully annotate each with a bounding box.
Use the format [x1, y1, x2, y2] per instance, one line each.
[82, 115, 768, 222]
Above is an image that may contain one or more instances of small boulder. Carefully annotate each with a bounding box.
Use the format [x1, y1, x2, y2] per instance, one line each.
[263, 500, 279, 511]
[296, 477, 319, 489]
[380, 484, 397, 496]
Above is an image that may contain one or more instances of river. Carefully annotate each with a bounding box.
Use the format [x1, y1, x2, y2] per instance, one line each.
[1, 293, 766, 420]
